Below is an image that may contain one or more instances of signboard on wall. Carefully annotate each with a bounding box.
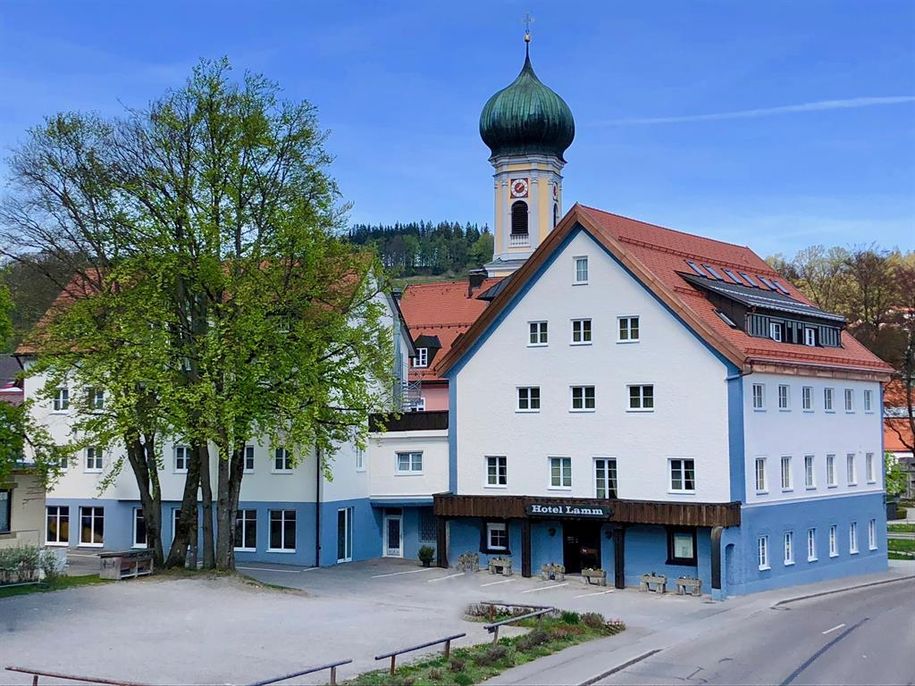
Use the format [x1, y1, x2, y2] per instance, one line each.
[525, 503, 611, 518]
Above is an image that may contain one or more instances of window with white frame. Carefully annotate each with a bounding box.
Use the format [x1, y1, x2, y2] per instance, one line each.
[844, 388, 854, 412]
[868, 519, 877, 550]
[517, 386, 541, 412]
[770, 322, 783, 342]
[826, 454, 837, 487]
[846, 453, 857, 486]
[571, 318, 592, 344]
[807, 528, 817, 561]
[571, 385, 595, 411]
[549, 457, 572, 488]
[85, 447, 103, 473]
[594, 458, 617, 498]
[89, 387, 105, 410]
[865, 452, 876, 483]
[828, 525, 838, 557]
[849, 522, 858, 554]
[355, 447, 366, 472]
[618, 316, 640, 342]
[396, 451, 423, 474]
[780, 456, 792, 490]
[133, 508, 147, 549]
[528, 321, 548, 346]
[752, 383, 765, 410]
[574, 256, 589, 284]
[757, 535, 770, 570]
[784, 531, 794, 565]
[863, 389, 873, 412]
[235, 509, 257, 551]
[413, 348, 428, 368]
[274, 446, 292, 472]
[670, 458, 696, 492]
[824, 387, 834, 411]
[486, 456, 507, 487]
[755, 457, 767, 493]
[804, 455, 815, 489]
[269, 509, 296, 551]
[628, 384, 654, 411]
[46, 505, 69, 545]
[79, 506, 104, 546]
[53, 387, 69, 412]
[778, 385, 790, 410]
[802, 386, 813, 411]
[244, 445, 255, 473]
[174, 445, 190, 473]
[487, 522, 508, 551]
[804, 327, 817, 346]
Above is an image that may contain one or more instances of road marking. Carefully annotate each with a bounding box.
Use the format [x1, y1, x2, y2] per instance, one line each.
[237, 566, 303, 573]
[781, 618, 869, 685]
[480, 579, 516, 587]
[573, 589, 614, 599]
[428, 572, 464, 583]
[521, 582, 568, 594]
[821, 623, 846, 635]
[370, 567, 436, 579]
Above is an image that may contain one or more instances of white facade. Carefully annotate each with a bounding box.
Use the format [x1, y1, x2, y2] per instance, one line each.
[367, 430, 449, 500]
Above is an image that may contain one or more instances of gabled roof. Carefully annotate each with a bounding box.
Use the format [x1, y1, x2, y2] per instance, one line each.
[436, 204, 893, 379]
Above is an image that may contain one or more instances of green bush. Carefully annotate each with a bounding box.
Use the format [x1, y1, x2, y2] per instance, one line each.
[454, 674, 474, 686]
[516, 627, 550, 651]
[895, 509, 908, 520]
[418, 545, 435, 565]
[0, 545, 41, 584]
[473, 645, 509, 667]
[448, 659, 465, 673]
[560, 610, 580, 625]
[39, 549, 61, 582]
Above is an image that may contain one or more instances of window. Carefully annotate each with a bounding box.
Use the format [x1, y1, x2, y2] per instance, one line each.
[778, 385, 790, 410]
[628, 385, 654, 411]
[274, 447, 292, 472]
[868, 519, 877, 550]
[804, 455, 815, 489]
[486, 456, 507, 487]
[337, 507, 353, 562]
[802, 386, 813, 411]
[553, 202, 559, 228]
[828, 525, 838, 557]
[844, 388, 854, 412]
[528, 321, 548, 346]
[864, 389, 873, 412]
[769, 322, 783, 342]
[79, 506, 104, 546]
[670, 459, 696, 492]
[487, 522, 508, 551]
[570, 385, 595, 411]
[752, 383, 766, 410]
[0, 490, 10, 534]
[780, 456, 792, 491]
[355, 447, 366, 472]
[235, 509, 257, 551]
[667, 528, 697, 565]
[846, 453, 857, 486]
[571, 319, 592, 344]
[826, 454, 837, 487]
[511, 200, 528, 235]
[396, 451, 423, 474]
[574, 256, 589, 284]
[85, 447, 103, 473]
[784, 531, 795, 565]
[46, 505, 69, 544]
[549, 457, 572, 489]
[243, 445, 255, 473]
[618, 316, 640, 342]
[419, 509, 436, 542]
[824, 387, 834, 411]
[89, 388, 105, 410]
[517, 386, 541, 412]
[414, 397, 426, 412]
[755, 457, 768, 493]
[804, 328, 817, 347]
[53, 388, 69, 412]
[849, 522, 858, 554]
[866, 452, 876, 483]
[413, 348, 428, 368]
[594, 458, 617, 498]
[132, 508, 147, 549]
[174, 445, 190, 474]
[757, 536, 770, 570]
[269, 509, 296, 551]
[807, 528, 817, 561]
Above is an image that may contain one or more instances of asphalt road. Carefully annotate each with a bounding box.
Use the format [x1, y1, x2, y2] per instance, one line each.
[599, 579, 915, 686]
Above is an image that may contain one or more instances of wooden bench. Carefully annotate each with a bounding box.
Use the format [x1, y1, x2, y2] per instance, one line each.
[639, 573, 667, 594]
[99, 550, 154, 580]
[676, 576, 702, 596]
[540, 563, 565, 582]
[582, 568, 607, 586]
[488, 557, 512, 576]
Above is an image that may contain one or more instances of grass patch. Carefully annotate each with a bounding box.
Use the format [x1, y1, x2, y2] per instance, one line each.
[0, 574, 110, 599]
[888, 551, 914, 560]
[888, 539, 915, 553]
[888, 524, 915, 533]
[346, 610, 624, 686]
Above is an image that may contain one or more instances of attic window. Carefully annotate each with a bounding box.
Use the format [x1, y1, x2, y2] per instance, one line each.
[739, 272, 759, 288]
[722, 268, 742, 284]
[702, 264, 724, 280]
[772, 280, 791, 295]
[413, 348, 428, 368]
[758, 276, 776, 290]
[686, 261, 708, 277]
[716, 310, 738, 328]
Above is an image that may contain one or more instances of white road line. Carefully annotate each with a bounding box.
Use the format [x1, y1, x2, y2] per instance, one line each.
[370, 567, 436, 579]
[480, 579, 517, 588]
[822, 623, 846, 635]
[521, 582, 569, 594]
[428, 572, 465, 583]
[237, 566, 303, 573]
[573, 589, 614, 599]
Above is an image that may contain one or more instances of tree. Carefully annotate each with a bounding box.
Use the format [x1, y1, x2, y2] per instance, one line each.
[886, 453, 908, 498]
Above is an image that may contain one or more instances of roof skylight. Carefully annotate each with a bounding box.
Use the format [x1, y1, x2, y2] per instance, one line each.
[702, 264, 724, 280]
[739, 272, 759, 288]
[686, 261, 708, 277]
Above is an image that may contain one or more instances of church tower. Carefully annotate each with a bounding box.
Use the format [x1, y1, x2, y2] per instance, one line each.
[479, 33, 575, 276]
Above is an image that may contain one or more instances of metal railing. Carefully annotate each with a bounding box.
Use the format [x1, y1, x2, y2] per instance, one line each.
[6, 666, 148, 686]
[483, 607, 554, 643]
[375, 632, 466, 675]
[242, 658, 353, 686]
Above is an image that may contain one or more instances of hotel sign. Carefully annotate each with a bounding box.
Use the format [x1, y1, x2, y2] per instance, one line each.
[525, 503, 611, 518]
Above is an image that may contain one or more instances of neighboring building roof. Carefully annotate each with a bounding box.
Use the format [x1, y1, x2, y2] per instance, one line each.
[886, 418, 914, 454]
[437, 203, 894, 379]
[399, 278, 502, 382]
[0, 355, 21, 386]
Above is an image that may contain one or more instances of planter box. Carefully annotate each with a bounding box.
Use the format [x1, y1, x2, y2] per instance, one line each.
[488, 557, 512, 576]
[540, 563, 565, 582]
[675, 576, 702, 596]
[639, 573, 667, 594]
[456, 552, 479, 573]
[99, 550, 154, 580]
[582, 568, 607, 586]
[0, 568, 40, 586]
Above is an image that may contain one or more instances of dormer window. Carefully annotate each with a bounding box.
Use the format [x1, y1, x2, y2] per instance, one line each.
[769, 322, 783, 342]
[413, 348, 428, 368]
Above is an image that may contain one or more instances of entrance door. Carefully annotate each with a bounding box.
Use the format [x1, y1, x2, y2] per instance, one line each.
[383, 514, 403, 558]
[563, 521, 601, 573]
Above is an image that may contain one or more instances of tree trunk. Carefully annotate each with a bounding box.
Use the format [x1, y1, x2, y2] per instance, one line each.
[215, 443, 246, 570]
[197, 442, 215, 569]
[165, 445, 202, 569]
[124, 433, 164, 568]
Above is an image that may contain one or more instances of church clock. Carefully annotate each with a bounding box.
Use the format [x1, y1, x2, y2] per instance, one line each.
[510, 178, 529, 198]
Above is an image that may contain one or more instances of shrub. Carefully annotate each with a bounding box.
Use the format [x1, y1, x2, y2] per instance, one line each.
[449, 659, 465, 673]
[39, 549, 62, 582]
[418, 545, 435, 565]
[427, 668, 443, 681]
[0, 545, 41, 584]
[473, 645, 509, 667]
[560, 610, 580, 625]
[581, 612, 606, 630]
[454, 674, 474, 686]
[516, 628, 550, 651]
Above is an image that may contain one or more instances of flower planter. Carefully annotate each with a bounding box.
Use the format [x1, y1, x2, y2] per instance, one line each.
[540, 563, 565, 582]
[581, 568, 607, 586]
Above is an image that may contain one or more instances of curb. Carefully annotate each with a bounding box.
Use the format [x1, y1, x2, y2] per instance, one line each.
[577, 649, 662, 686]
[773, 573, 915, 607]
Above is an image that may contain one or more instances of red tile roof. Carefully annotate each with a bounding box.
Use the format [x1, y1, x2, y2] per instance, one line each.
[886, 418, 914, 453]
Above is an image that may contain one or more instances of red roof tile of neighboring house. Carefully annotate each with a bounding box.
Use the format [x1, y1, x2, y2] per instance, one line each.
[886, 418, 914, 454]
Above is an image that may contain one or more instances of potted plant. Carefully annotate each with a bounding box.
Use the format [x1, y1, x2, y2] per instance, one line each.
[418, 545, 435, 567]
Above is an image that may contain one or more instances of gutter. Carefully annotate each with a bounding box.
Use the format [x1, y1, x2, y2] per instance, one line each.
[315, 445, 322, 568]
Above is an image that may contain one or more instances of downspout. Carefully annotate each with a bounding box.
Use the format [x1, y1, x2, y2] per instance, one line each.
[315, 446, 321, 568]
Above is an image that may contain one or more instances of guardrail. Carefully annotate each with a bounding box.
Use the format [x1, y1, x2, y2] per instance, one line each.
[483, 607, 554, 643]
[375, 633, 466, 675]
[243, 658, 353, 686]
[6, 666, 148, 686]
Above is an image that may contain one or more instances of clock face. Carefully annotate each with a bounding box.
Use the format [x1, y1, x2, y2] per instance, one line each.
[511, 178, 529, 198]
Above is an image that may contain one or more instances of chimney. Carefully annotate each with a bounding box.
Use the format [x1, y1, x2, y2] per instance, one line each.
[467, 270, 487, 297]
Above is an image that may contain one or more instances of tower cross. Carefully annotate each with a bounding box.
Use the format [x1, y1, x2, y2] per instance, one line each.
[523, 12, 534, 43]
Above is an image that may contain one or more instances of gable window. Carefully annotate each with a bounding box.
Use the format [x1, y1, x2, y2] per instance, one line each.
[594, 458, 617, 498]
[549, 456, 572, 489]
[574, 256, 589, 284]
[46, 505, 69, 545]
[802, 386, 813, 411]
[781, 456, 792, 491]
[132, 508, 147, 549]
[754, 457, 768, 493]
[865, 452, 876, 483]
[868, 519, 877, 550]
[269, 509, 296, 552]
[618, 316, 640, 342]
[784, 531, 795, 565]
[628, 384, 654, 411]
[828, 525, 838, 557]
[486, 522, 508, 551]
[804, 328, 817, 347]
[396, 451, 423, 474]
[826, 454, 837, 487]
[769, 322, 783, 342]
[807, 528, 817, 561]
[849, 522, 858, 554]
[89, 388, 105, 410]
[757, 535, 770, 570]
[571, 319, 592, 344]
[53, 388, 69, 412]
[778, 385, 790, 410]
[174, 445, 190, 474]
[752, 384, 765, 410]
[85, 447, 103, 473]
[244, 445, 255, 473]
[235, 509, 257, 551]
[667, 528, 697, 566]
[570, 385, 595, 411]
[274, 447, 292, 473]
[486, 456, 507, 487]
[824, 387, 834, 412]
[844, 388, 854, 412]
[528, 321, 548, 346]
[517, 386, 540, 412]
[670, 458, 696, 492]
[79, 506, 104, 547]
[413, 348, 429, 368]
[863, 389, 873, 412]
[804, 455, 815, 489]
[846, 453, 857, 486]
[511, 200, 528, 235]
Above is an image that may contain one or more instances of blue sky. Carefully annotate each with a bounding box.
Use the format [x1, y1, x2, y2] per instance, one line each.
[1, 1, 913, 256]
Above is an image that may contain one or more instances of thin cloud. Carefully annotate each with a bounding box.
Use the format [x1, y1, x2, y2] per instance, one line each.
[599, 96, 915, 126]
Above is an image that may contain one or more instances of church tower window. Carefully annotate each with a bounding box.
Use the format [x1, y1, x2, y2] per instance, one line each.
[511, 201, 529, 235]
[553, 203, 559, 228]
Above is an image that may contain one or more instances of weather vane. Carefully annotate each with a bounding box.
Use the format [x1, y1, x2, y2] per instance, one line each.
[523, 12, 534, 43]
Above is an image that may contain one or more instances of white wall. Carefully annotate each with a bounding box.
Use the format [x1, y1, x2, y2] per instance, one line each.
[453, 229, 732, 502]
[368, 430, 449, 498]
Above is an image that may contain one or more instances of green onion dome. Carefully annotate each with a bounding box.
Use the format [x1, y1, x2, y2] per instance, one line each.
[479, 46, 575, 161]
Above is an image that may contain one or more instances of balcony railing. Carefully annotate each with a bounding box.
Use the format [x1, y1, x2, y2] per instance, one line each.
[509, 233, 530, 248]
[370, 411, 448, 433]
